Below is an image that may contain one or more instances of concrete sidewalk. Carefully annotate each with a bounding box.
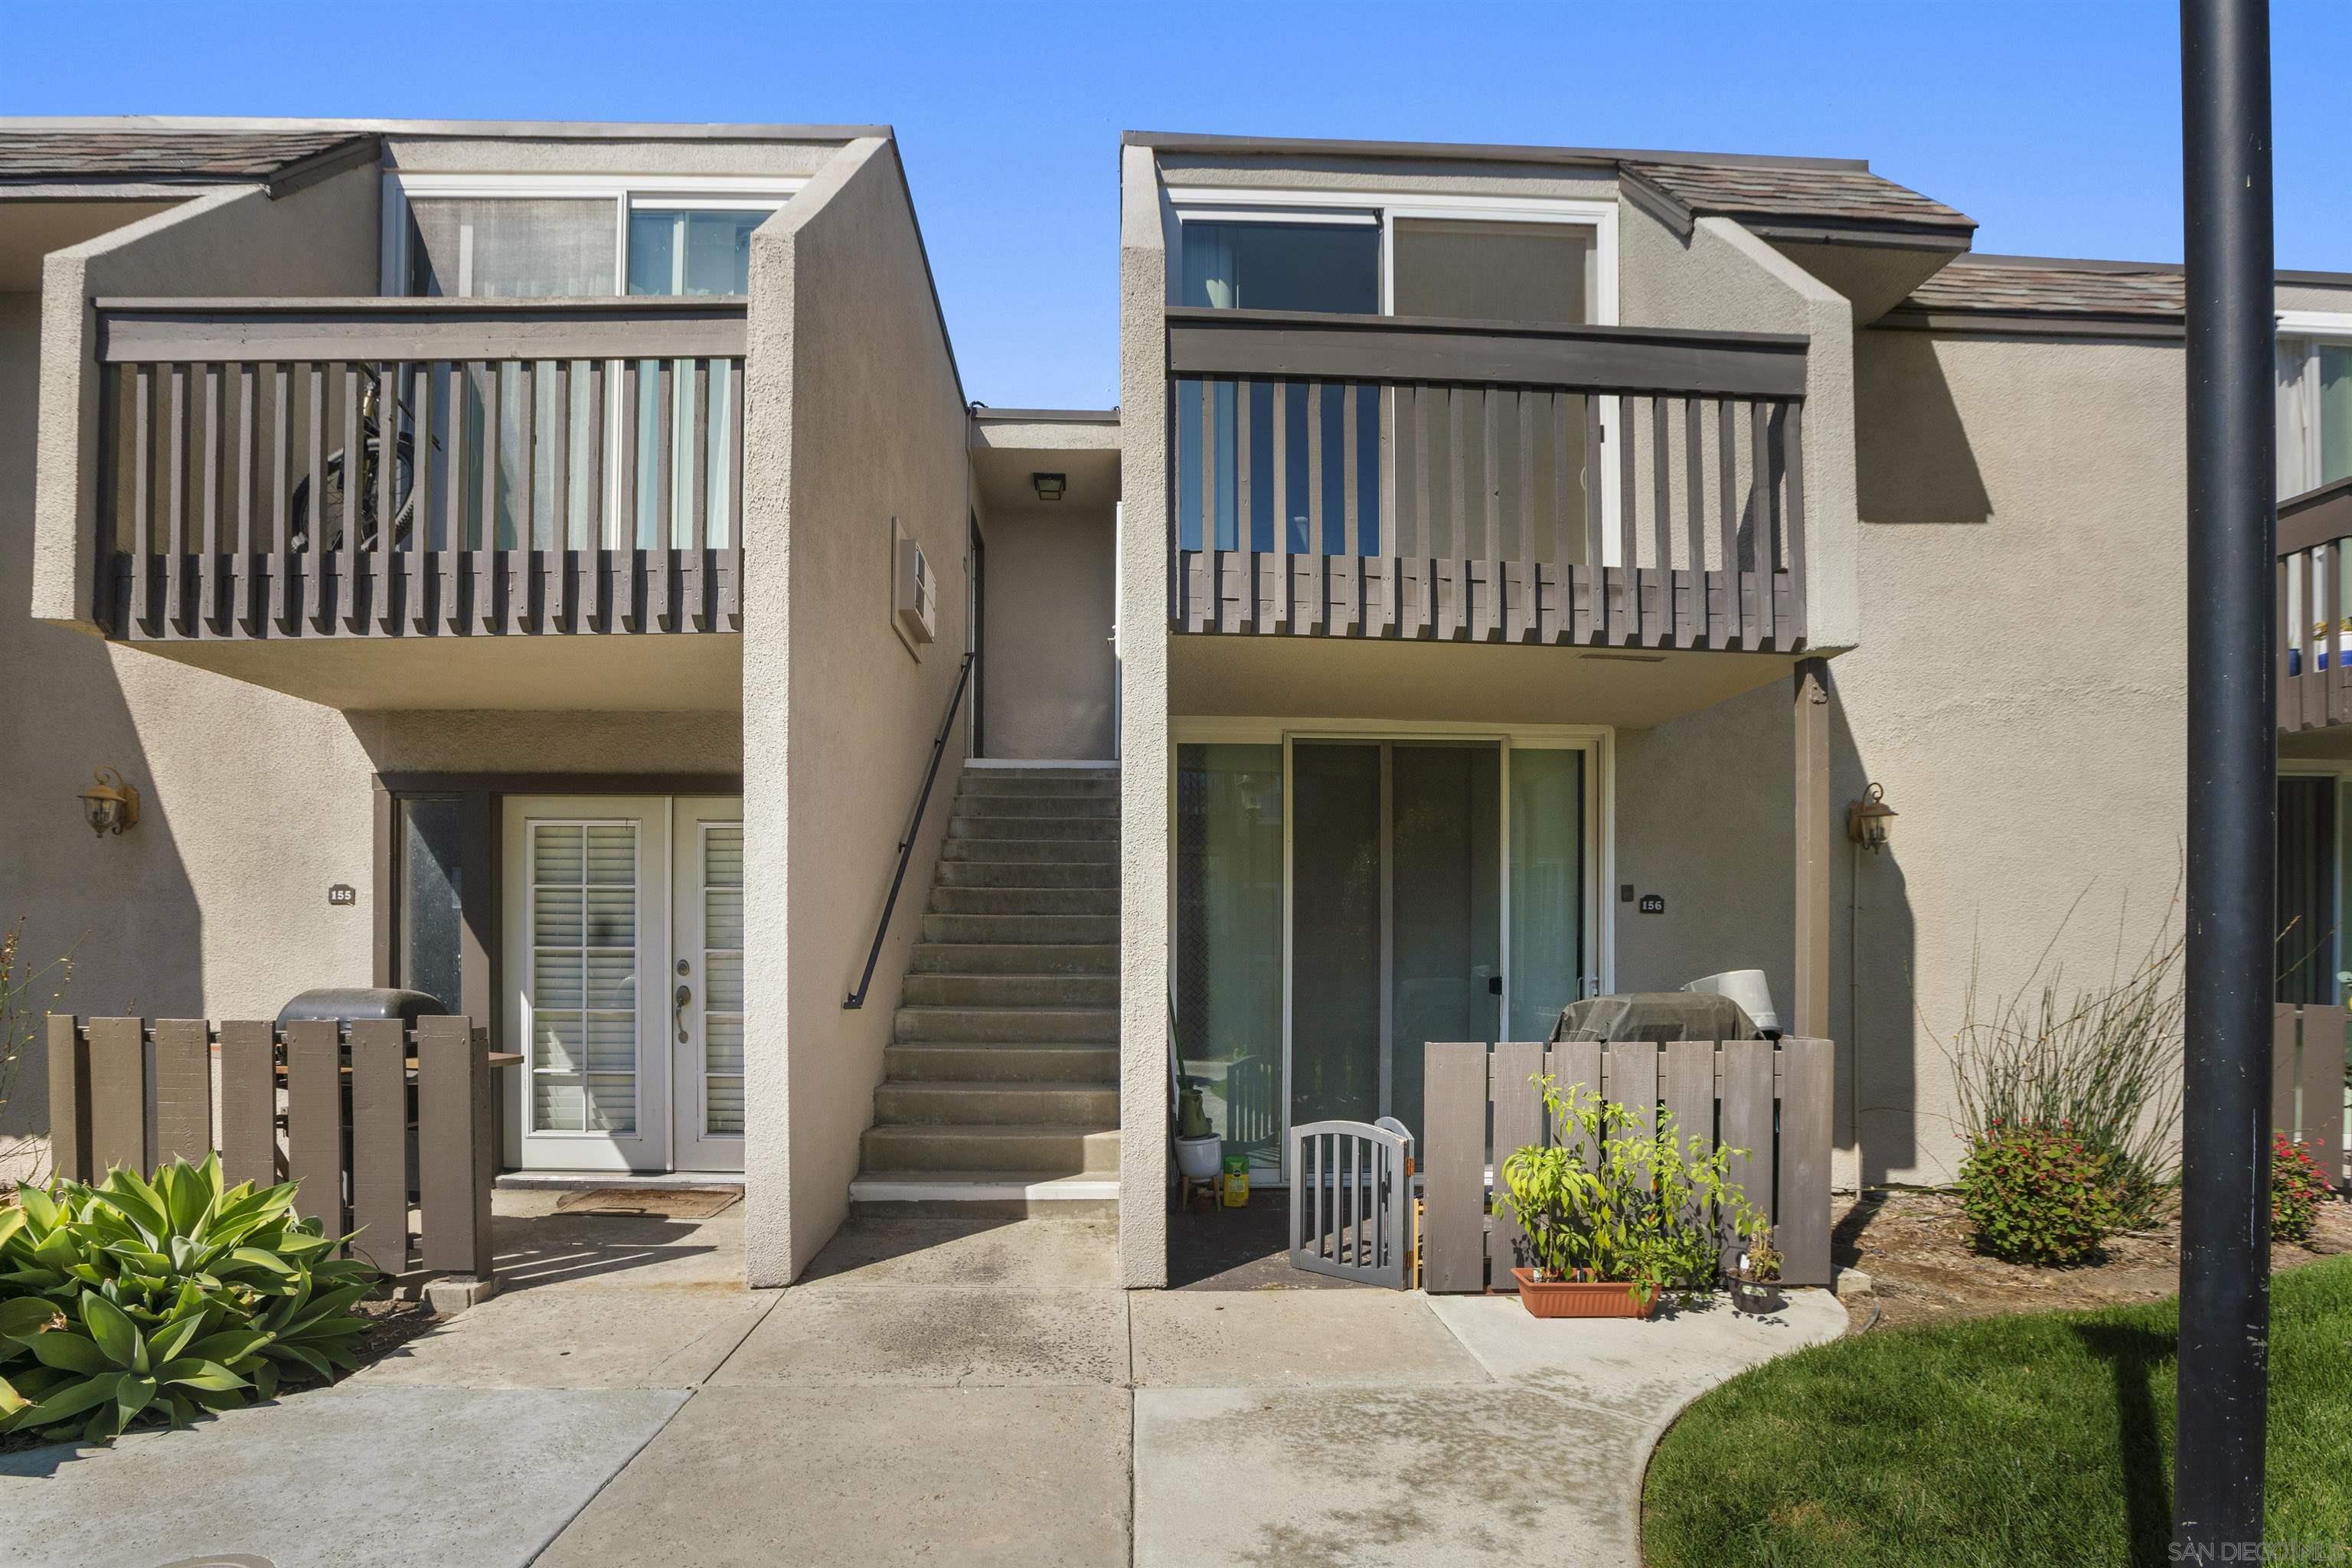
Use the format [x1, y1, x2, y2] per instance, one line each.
[0, 1197, 1841, 1568]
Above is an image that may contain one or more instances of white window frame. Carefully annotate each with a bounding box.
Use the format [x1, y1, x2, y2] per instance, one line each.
[378, 172, 805, 297]
[1163, 185, 1625, 560]
[1169, 716, 1616, 1184]
[2277, 309, 2352, 496]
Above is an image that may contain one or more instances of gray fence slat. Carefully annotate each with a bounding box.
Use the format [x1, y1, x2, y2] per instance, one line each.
[217, 1021, 277, 1190]
[286, 1021, 345, 1235]
[44, 1016, 90, 1183]
[1660, 1038, 1713, 1155]
[349, 1019, 409, 1276]
[2272, 1004, 2303, 1140]
[1488, 1040, 1547, 1285]
[1611, 1041, 1661, 1184]
[1420, 1041, 1487, 1293]
[1546, 1040, 1602, 1167]
[151, 1019, 212, 1165]
[2305, 1010, 2348, 1186]
[1775, 1037, 1833, 1285]
[418, 1016, 493, 1277]
[1719, 1040, 1776, 1269]
[87, 1017, 147, 1178]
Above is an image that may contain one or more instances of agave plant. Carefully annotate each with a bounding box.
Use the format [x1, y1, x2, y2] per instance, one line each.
[0, 1154, 377, 1445]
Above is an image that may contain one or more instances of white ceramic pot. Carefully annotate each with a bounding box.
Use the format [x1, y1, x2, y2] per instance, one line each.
[1174, 1134, 1223, 1181]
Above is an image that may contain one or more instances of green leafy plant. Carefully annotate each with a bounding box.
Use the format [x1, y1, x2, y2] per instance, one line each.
[0, 1155, 375, 1445]
[1739, 1217, 1782, 1285]
[1957, 1120, 2125, 1265]
[2272, 1132, 2333, 1245]
[1494, 1075, 1760, 1306]
[1939, 880, 2184, 1227]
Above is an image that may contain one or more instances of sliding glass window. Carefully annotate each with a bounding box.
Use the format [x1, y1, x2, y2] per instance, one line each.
[1174, 745, 1285, 1165]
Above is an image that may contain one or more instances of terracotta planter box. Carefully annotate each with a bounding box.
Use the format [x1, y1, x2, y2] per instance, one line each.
[1510, 1267, 1658, 1319]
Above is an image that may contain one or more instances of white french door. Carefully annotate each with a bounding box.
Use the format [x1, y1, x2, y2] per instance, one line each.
[502, 794, 744, 1173]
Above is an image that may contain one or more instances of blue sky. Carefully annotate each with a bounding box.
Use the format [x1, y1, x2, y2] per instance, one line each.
[12, 1, 2350, 407]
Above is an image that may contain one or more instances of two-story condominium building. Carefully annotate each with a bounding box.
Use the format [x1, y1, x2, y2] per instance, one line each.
[4, 118, 2345, 1291]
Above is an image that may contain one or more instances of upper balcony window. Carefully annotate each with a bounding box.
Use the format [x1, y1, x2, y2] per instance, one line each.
[1181, 219, 1379, 314]
[2278, 317, 2352, 497]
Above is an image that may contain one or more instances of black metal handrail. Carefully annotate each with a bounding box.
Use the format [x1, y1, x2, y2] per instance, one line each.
[844, 651, 976, 1009]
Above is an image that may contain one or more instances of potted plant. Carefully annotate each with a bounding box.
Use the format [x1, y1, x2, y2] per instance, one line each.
[1174, 1083, 1221, 1186]
[1494, 1076, 1749, 1320]
[1730, 1217, 1785, 1315]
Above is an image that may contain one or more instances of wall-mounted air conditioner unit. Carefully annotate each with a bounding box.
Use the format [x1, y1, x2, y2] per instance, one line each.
[893, 531, 936, 647]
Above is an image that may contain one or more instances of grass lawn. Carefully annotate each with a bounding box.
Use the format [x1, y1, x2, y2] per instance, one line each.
[1643, 1256, 2352, 1566]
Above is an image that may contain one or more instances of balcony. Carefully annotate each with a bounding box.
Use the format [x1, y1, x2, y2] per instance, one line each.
[1165, 308, 1810, 648]
[93, 296, 746, 645]
[2278, 476, 2352, 732]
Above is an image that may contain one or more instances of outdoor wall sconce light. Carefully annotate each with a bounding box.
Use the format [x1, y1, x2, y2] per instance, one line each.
[78, 766, 141, 838]
[1847, 781, 1896, 851]
[1032, 472, 1067, 502]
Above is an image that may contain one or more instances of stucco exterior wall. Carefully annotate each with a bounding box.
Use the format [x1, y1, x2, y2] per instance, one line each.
[740, 136, 972, 1285]
[1155, 155, 1615, 205]
[381, 136, 841, 178]
[1620, 206, 1860, 649]
[979, 505, 1116, 759]
[1116, 144, 1173, 1287]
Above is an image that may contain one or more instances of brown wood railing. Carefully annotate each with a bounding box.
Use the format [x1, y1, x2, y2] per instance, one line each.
[1166, 308, 1809, 648]
[2278, 476, 2352, 730]
[44, 1014, 503, 1282]
[93, 297, 748, 641]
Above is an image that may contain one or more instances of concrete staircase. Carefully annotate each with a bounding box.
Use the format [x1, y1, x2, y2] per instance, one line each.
[851, 763, 1120, 1211]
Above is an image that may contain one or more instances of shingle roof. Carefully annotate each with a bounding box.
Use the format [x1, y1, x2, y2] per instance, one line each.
[0, 130, 373, 182]
[1903, 256, 2187, 318]
[1620, 159, 1975, 239]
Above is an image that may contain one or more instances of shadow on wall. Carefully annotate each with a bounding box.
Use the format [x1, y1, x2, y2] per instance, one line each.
[1831, 691, 1919, 1186]
[1856, 328, 1992, 526]
[0, 299, 201, 1159]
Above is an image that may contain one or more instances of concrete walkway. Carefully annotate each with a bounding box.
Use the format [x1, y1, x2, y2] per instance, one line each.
[0, 1196, 1841, 1568]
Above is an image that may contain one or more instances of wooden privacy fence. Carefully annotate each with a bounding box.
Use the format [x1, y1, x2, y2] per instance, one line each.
[1420, 1037, 1834, 1291]
[2275, 1003, 2350, 1185]
[1167, 309, 1808, 648]
[45, 1015, 497, 1281]
[93, 297, 748, 642]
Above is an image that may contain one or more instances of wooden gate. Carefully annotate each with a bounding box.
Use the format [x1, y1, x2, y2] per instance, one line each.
[1289, 1119, 1416, 1289]
[2275, 1004, 2350, 1185]
[1419, 1037, 1834, 1291]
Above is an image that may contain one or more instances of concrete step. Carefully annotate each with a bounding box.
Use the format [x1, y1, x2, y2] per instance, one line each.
[911, 942, 1118, 975]
[902, 971, 1119, 1008]
[848, 1171, 1119, 1217]
[952, 792, 1119, 820]
[959, 768, 1119, 792]
[936, 858, 1119, 889]
[929, 886, 1120, 917]
[948, 815, 1119, 842]
[884, 1042, 1122, 1083]
[893, 1004, 1119, 1044]
[920, 912, 1119, 946]
[873, 1080, 1119, 1127]
[858, 1122, 1121, 1175]
[942, 838, 1119, 865]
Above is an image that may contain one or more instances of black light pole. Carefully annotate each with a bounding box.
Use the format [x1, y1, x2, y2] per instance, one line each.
[2177, 0, 2276, 1553]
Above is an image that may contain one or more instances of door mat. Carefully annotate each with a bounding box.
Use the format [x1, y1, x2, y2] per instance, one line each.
[554, 1187, 741, 1220]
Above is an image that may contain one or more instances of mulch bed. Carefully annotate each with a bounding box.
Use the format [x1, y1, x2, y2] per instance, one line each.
[1834, 1188, 2352, 1331]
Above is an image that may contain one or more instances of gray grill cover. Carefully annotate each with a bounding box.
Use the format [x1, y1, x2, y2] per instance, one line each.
[276, 988, 449, 1028]
[1550, 992, 1760, 1044]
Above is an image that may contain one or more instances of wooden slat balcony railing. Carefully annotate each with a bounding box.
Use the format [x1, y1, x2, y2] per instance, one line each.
[93, 296, 749, 641]
[1166, 307, 1810, 648]
[2278, 475, 2352, 730]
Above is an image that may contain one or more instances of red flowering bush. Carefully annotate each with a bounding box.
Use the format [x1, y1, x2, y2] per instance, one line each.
[2272, 1133, 2333, 1245]
[1958, 1121, 2125, 1265]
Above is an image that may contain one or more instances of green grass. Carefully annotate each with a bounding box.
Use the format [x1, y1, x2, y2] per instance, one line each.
[1642, 1256, 2352, 1566]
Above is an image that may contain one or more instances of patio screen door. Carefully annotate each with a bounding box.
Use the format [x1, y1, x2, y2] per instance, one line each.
[502, 794, 746, 1173]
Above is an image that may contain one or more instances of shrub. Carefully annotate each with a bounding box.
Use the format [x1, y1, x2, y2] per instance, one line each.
[0, 1155, 375, 1446]
[1941, 881, 2184, 1227]
[1958, 1122, 2125, 1265]
[1495, 1075, 1760, 1304]
[2272, 1133, 2333, 1245]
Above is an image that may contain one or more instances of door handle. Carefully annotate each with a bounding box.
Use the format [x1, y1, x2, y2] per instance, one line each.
[675, 982, 693, 1044]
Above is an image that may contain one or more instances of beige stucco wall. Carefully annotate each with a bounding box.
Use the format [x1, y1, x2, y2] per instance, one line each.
[381, 135, 841, 178]
[979, 504, 1116, 759]
[1625, 325, 2187, 1188]
[740, 136, 972, 1285]
[1116, 143, 1174, 1286]
[1155, 155, 1615, 205]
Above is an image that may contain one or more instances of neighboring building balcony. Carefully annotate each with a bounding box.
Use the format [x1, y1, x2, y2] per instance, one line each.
[2280, 475, 2352, 732]
[1165, 307, 1811, 650]
[91, 295, 746, 644]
